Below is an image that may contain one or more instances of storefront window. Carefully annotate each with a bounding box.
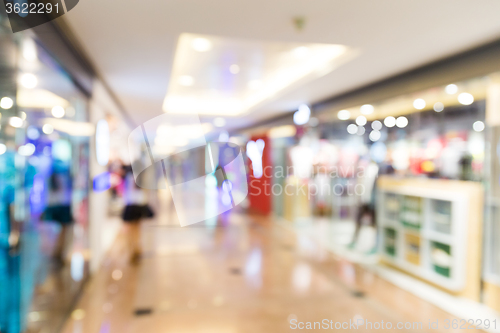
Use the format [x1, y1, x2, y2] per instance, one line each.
[0, 11, 90, 333]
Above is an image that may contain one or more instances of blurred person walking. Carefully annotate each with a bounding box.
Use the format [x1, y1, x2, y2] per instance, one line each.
[42, 161, 73, 264]
[349, 158, 379, 252]
[121, 165, 154, 264]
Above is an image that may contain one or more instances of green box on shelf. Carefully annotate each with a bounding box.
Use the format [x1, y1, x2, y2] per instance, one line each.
[384, 227, 397, 256]
[431, 241, 451, 278]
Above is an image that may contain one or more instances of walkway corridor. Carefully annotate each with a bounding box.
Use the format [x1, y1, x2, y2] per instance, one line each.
[61, 214, 464, 333]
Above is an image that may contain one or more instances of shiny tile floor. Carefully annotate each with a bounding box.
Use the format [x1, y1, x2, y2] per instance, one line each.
[61, 212, 467, 333]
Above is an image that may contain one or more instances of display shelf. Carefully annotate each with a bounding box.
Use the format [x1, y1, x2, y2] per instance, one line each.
[376, 176, 483, 300]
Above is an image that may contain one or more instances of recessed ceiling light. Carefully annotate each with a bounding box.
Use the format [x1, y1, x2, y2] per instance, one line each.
[192, 38, 212, 52]
[1, 97, 13, 109]
[337, 110, 350, 120]
[356, 115, 367, 126]
[369, 130, 381, 142]
[434, 102, 444, 112]
[51, 106, 65, 118]
[360, 104, 374, 115]
[445, 84, 458, 94]
[413, 98, 426, 110]
[229, 64, 240, 74]
[473, 121, 485, 132]
[396, 116, 408, 128]
[347, 124, 357, 134]
[458, 92, 474, 105]
[213, 117, 226, 127]
[179, 75, 194, 87]
[19, 73, 38, 89]
[9, 117, 23, 128]
[371, 120, 382, 131]
[357, 126, 366, 136]
[292, 46, 309, 59]
[43, 124, 54, 134]
[384, 116, 396, 128]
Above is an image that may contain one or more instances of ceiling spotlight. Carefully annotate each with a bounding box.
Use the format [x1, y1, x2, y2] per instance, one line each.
[384, 116, 396, 128]
[347, 124, 357, 135]
[396, 116, 408, 128]
[213, 117, 226, 128]
[1, 97, 14, 109]
[19, 73, 38, 89]
[360, 104, 374, 115]
[357, 126, 366, 136]
[458, 92, 474, 105]
[9, 117, 23, 128]
[42, 124, 54, 134]
[369, 130, 381, 142]
[337, 110, 350, 120]
[22, 39, 38, 62]
[434, 102, 444, 112]
[371, 120, 382, 131]
[179, 75, 194, 87]
[355, 115, 367, 126]
[192, 38, 212, 52]
[229, 64, 240, 74]
[473, 121, 485, 132]
[51, 106, 65, 118]
[413, 98, 426, 110]
[293, 104, 311, 125]
[445, 84, 458, 94]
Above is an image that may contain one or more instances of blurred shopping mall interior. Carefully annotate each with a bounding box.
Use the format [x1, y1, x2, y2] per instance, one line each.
[3, 1, 500, 332]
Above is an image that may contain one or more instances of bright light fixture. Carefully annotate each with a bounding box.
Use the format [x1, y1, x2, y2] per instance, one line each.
[434, 102, 444, 112]
[347, 124, 357, 134]
[22, 39, 37, 62]
[192, 38, 212, 52]
[293, 104, 311, 125]
[384, 116, 396, 127]
[18, 143, 35, 156]
[42, 124, 54, 134]
[9, 117, 23, 128]
[179, 75, 194, 87]
[51, 106, 65, 118]
[1, 97, 13, 109]
[413, 98, 426, 110]
[293, 46, 309, 59]
[229, 64, 240, 74]
[213, 117, 226, 127]
[360, 104, 374, 115]
[356, 115, 367, 126]
[19, 73, 38, 89]
[445, 84, 458, 94]
[458, 93, 474, 105]
[369, 130, 381, 142]
[396, 116, 408, 128]
[371, 120, 382, 130]
[0, 143, 6, 155]
[337, 110, 350, 120]
[164, 33, 352, 116]
[357, 126, 366, 136]
[473, 121, 485, 132]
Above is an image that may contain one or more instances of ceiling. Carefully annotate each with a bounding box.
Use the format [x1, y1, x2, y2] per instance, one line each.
[62, 0, 500, 132]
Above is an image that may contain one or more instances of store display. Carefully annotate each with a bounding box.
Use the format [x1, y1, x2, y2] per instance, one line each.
[377, 176, 483, 300]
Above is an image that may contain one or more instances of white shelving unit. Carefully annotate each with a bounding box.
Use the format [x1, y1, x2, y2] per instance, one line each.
[377, 184, 469, 292]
